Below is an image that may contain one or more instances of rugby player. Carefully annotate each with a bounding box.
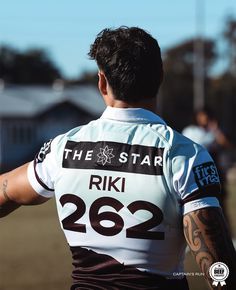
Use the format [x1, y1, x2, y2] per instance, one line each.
[1, 27, 236, 290]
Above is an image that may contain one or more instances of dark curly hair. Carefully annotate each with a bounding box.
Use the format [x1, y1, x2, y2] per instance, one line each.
[88, 26, 163, 102]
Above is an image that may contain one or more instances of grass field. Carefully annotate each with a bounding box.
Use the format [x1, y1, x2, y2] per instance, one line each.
[0, 182, 235, 290]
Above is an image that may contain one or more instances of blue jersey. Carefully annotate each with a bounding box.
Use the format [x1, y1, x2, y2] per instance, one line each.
[28, 107, 221, 289]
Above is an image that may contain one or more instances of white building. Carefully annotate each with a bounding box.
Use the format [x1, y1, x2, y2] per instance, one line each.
[0, 85, 105, 172]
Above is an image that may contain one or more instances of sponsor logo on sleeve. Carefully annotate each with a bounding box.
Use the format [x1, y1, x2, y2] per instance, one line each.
[36, 139, 52, 163]
[193, 162, 220, 187]
[62, 141, 164, 175]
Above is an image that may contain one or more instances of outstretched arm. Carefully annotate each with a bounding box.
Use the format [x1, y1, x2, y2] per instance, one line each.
[0, 163, 49, 218]
[183, 207, 236, 290]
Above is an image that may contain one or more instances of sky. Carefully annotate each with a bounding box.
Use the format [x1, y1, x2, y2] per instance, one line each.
[1, 0, 236, 78]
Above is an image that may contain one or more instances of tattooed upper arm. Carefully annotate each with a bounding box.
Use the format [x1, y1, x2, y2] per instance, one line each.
[183, 207, 236, 289]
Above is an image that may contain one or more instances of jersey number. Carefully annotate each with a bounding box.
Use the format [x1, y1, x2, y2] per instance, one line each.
[60, 194, 164, 240]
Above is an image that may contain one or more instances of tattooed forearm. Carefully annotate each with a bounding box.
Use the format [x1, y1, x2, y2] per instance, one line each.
[0, 178, 20, 218]
[183, 211, 215, 279]
[183, 208, 236, 289]
[2, 179, 10, 201]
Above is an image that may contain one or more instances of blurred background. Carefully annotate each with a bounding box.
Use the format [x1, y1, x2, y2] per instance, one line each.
[0, 1, 236, 290]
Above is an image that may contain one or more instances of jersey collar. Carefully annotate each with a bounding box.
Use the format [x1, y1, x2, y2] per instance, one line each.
[100, 106, 166, 125]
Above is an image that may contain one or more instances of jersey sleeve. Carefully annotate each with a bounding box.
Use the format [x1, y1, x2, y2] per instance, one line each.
[27, 136, 62, 198]
[169, 139, 221, 215]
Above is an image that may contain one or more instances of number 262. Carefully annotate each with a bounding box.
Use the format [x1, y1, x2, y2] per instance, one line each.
[60, 194, 165, 240]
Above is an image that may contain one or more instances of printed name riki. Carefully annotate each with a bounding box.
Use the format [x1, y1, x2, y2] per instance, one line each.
[89, 175, 126, 193]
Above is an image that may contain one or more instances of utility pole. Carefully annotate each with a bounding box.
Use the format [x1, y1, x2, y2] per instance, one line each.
[193, 0, 205, 111]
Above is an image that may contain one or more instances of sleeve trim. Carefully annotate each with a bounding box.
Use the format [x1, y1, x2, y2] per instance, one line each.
[180, 184, 221, 205]
[33, 157, 54, 192]
[27, 161, 55, 198]
[183, 197, 220, 215]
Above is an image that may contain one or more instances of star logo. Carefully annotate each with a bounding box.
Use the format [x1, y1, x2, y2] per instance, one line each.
[97, 145, 115, 166]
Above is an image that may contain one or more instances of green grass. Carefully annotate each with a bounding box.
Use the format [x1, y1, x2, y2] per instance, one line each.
[0, 183, 235, 290]
[0, 201, 72, 290]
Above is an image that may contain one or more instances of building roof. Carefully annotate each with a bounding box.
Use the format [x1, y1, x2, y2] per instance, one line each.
[0, 85, 105, 117]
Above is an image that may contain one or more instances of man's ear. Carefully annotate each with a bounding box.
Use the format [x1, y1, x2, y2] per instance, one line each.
[98, 71, 108, 97]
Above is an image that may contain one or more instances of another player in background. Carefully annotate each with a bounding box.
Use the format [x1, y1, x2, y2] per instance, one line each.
[1, 27, 236, 290]
[182, 108, 234, 223]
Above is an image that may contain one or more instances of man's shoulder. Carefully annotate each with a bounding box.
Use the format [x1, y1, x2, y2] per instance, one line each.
[150, 123, 196, 150]
[50, 124, 90, 152]
[58, 120, 97, 140]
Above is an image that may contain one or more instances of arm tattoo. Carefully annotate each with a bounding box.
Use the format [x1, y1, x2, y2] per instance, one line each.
[2, 179, 10, 201]
[0, 178, 21, 217]
[183, 208, 236, 289]
[183, 210, 216, 277]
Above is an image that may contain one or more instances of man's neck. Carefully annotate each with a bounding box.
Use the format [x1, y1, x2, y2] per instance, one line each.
[104, 96, 157, 113]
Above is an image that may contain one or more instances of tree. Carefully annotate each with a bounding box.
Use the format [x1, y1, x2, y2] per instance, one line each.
[0, 46, 18, 82]
[0, 46, 62, 84]
[208, 16, 236, 144]
[159, 38, 216, 131]
[223, 16, 236, 76]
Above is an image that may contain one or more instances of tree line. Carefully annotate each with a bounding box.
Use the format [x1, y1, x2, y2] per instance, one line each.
[0, 16, 236, 142]
[160, 16, 236, 134]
